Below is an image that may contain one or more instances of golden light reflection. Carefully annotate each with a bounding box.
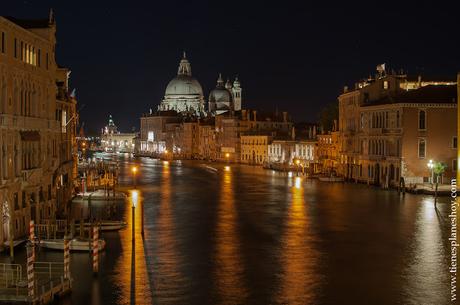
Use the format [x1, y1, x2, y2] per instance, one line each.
[278, 176, 318, 303]
[214, 168, 247, 302]
[131, 189, 139, 208]
[114, 188, 153, 304]
[295, 176, 301, 189]
[224, 166, 230, 172]
[154, 160, 184, 296]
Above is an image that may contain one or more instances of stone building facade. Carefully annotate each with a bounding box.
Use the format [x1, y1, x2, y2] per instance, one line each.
[338, 69, 457, 186]
[0, 13, 77, 248]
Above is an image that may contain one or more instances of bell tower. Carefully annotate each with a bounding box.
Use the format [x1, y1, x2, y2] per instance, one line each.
[232, 77, 242, 111]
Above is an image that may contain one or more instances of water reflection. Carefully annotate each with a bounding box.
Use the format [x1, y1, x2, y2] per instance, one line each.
[153, 159, 186, 303]
[402, 197, 448, 305]
[214, 167, 247, 303]
[278, 176, 319, 304]
[30, 157, 451, 305]
[112, 188, 153, 305]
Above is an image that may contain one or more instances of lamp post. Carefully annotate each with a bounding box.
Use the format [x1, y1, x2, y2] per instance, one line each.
[295, 159, 301, 176]
[225, 153, 230, 164]
[131, 190, 137, 244]
[427, 159, 434, 188]
[132, 166, 138, 189]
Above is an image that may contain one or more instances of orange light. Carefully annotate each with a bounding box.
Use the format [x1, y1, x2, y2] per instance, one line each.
[296, 159, 300, 165]
[132, 166, 138, 174]
[225, 153, 230, 158]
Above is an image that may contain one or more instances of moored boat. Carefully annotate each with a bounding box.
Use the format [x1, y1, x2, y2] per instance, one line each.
[38, 238, 106, 251]
[84, 220, 127, 231]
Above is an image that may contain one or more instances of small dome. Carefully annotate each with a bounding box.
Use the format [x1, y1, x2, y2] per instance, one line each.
[209, 87, 232, 104]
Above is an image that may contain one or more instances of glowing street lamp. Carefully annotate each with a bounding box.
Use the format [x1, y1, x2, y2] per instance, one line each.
[427, 159, 434, 187]
[225, 153, 230, 164]
[132, 166, 138, 188]
[295, 159, 301, 176]
[131, 190, 138, 242]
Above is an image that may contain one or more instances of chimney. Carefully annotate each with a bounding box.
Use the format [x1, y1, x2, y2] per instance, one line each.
[282, 111, 287, 123]
[418, 75, 422, 87]
[344, 86, 348, 93]
[242, 109, 247, 120]
[252, 110, 257, 122]
[313, 125, 317, 138]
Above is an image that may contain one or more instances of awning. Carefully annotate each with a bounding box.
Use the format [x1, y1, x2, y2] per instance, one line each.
[20, 131, 40, 141]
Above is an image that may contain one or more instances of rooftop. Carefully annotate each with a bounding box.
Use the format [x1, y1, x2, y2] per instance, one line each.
[4, 16, 51, 29]
[364, 84, 457, 106]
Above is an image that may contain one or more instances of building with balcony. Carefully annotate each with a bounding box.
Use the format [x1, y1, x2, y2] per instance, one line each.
[0, 12, 77, 249]
[338, 66, 457, 186]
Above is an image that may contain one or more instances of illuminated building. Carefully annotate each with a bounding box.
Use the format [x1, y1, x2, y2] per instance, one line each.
[0, 12, 77, 248]
[100, 115, 136, 153]
[240, 134, 271, 165]
[317, 131, 340, 174]
[339, 65, 457, 186]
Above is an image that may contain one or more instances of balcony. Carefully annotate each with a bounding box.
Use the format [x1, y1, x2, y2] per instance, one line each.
[0, 114, 60, 131]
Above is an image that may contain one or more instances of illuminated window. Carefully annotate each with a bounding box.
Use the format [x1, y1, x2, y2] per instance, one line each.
[61, 110, 67, 133]
[383, 80, 389, 90]
[418, 110, 426, 130]
[418, 138, 426, 158]
[148, 131, 154, 141]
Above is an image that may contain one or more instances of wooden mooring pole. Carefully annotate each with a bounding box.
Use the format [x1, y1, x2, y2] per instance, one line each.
[92, 226, 99, 274]
[64, 236, 70, 279]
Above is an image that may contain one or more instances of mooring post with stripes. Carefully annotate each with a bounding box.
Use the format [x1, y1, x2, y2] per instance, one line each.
[29, 220, 35, 263]
[29, 220, 35, 243]
[64, 235, 70, 279]
[92, 226, 99, 274]
[26, 241, 35, 300]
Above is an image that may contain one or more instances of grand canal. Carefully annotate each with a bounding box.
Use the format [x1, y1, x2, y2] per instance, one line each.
[3, 154, 453, 304]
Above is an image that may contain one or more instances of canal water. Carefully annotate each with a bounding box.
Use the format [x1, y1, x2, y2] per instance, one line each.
[2, 155, 453, 304]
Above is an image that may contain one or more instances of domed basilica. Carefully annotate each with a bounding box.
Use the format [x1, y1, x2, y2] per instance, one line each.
[158, 52, 242, 116]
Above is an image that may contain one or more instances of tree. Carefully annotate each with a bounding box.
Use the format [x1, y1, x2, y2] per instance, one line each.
[433, 162, 447, 206]
[318, 103, 339, 132]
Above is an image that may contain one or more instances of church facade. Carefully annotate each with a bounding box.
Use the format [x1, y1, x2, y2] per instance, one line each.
[158, 53, 242, 116]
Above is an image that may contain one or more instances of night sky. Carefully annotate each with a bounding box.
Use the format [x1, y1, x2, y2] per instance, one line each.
[2, 1, 459, 134]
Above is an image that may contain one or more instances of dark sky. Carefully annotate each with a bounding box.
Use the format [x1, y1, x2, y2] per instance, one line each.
[3, 1, 459, 134]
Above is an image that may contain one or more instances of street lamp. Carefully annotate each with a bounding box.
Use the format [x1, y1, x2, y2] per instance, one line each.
[131, 190, 138, 243]
[131, 166, 138, 189]
[225, 153, 230, 164]
[427, 159, 434, 188]
[295, 159, 300, 176]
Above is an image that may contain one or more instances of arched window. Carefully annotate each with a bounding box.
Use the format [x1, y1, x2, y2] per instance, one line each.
[419, 110, 426, 130]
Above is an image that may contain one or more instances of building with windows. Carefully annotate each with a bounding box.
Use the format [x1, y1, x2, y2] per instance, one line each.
[338, 66, 457, 186]
[0, 12, 77, 249]
[100, 115, 136, 153]
[240, 134, 271, 165]
[317, 131, 340, 174]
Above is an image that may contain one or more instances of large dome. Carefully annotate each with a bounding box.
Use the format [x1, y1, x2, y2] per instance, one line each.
[165, 75, 203, 97]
